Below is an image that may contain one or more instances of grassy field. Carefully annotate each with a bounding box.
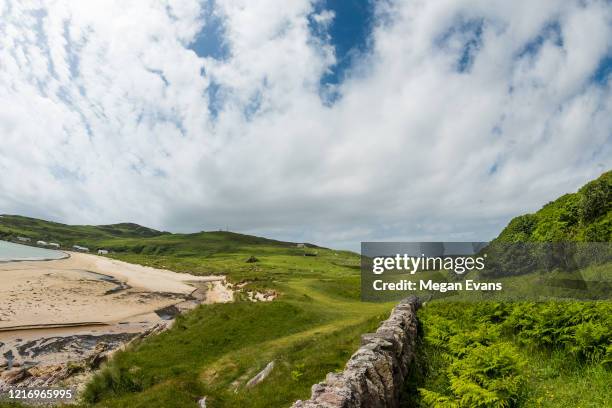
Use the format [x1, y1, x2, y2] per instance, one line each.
[78, 276, 395, 407]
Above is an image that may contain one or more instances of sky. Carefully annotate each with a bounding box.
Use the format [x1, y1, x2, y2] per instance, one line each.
[0, 0, 611, 250]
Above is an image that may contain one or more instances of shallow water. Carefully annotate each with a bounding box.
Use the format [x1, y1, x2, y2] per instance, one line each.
[0, 240, 67, 261]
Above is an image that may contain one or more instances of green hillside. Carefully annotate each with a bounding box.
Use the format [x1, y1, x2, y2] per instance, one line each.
[0, 214, 168, 243]
[0, 215, 328, 282]
[495, 170, 612, 243]
[415, 172, 611, 407]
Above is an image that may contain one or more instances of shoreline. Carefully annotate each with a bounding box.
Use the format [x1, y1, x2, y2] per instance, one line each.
[0, 251, 71, 263]
[0, 239, 71, 263]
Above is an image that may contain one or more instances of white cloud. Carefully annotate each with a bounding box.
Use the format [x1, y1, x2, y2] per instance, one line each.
[0, 0, 610, 250]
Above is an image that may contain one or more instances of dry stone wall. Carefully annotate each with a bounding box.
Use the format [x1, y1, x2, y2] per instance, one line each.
[292, 296, 420, 408]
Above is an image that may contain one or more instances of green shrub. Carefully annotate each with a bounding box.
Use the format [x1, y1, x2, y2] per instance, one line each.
[446, 343, 524, 408]
[419, 305, 526, 407]
[418, 301, 611, 407]
[501, 302, 611, 364]
[579, 177, 611, 223]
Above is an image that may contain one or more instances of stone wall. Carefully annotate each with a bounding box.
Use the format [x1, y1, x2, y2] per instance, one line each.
[292, 296, 420, 408]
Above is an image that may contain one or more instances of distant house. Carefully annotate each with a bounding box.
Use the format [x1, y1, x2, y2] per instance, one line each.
[98, 249, 109, 255]
[297, 243, 306, 248]
[17, 236, 31, 243]
[73, 245, 90, 252]
[37, 240, 48, 246]
[48, 242, 60, 248]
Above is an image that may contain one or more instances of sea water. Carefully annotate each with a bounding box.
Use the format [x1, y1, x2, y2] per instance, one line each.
[0, 240, 67, 261]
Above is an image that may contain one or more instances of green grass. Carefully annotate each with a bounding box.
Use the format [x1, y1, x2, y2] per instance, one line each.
[79, 278, 392, 407]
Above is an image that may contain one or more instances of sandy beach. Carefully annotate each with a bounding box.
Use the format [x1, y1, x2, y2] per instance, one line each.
[0, 252, 229, 329]
[0, 252, 233, 387]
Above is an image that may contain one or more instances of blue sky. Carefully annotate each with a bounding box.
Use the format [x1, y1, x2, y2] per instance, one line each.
[0, 0, 611, 250]
[191, 0, 374, 81]
[190, 0, 376, 107]
[314, 0, 374, 86]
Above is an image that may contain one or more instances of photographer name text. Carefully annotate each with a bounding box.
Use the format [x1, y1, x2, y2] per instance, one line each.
[372, 279, 502, 293]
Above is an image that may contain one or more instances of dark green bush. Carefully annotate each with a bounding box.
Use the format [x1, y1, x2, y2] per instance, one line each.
[579, 177, 611, 223]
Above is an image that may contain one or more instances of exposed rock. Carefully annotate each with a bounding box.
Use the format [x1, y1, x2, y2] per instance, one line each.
[247, 290, 277, 302]
[86, 342, 110, 369]
[292, 296, 420, 408]
[0, 328, 165, 392]
[15, 332, 138, 360]
[198, 396, 207, 407]
[154, 304, 182, 320]
[246, 361, 275, 388]
[1, 367, 31, 385]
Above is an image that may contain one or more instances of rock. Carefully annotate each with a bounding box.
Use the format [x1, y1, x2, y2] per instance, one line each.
[154, 304, 181, 320]
[291, 296, 420, 408]
[87, 342, 110, 369]
[198, 396, 207, 407]
[1, 331, 146, 390]
[246, 361, 275, 388]
[2, 367, 31, 385]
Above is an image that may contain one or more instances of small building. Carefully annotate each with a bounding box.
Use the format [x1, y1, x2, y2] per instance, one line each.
[73, 245, 90, 252]
[17, 236, 31, 243]
[48, 242, 60, 249]
[296, 243, 306, 248]
[98, 249, 109, 255]
[37, 240, 48, 246]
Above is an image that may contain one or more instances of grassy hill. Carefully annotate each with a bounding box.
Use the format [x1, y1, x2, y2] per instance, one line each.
[0, 215, 323, 281]
[75, 242, 394, 407]
[0, 214, 168, 242]
[495, 170, 611, 243]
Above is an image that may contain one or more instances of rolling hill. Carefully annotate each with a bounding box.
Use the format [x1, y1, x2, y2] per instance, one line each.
[0, 214, 168, 242]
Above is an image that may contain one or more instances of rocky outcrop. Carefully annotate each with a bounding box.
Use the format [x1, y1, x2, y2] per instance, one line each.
[0, 323, 167, 391]
[292, 296, 420, 408]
